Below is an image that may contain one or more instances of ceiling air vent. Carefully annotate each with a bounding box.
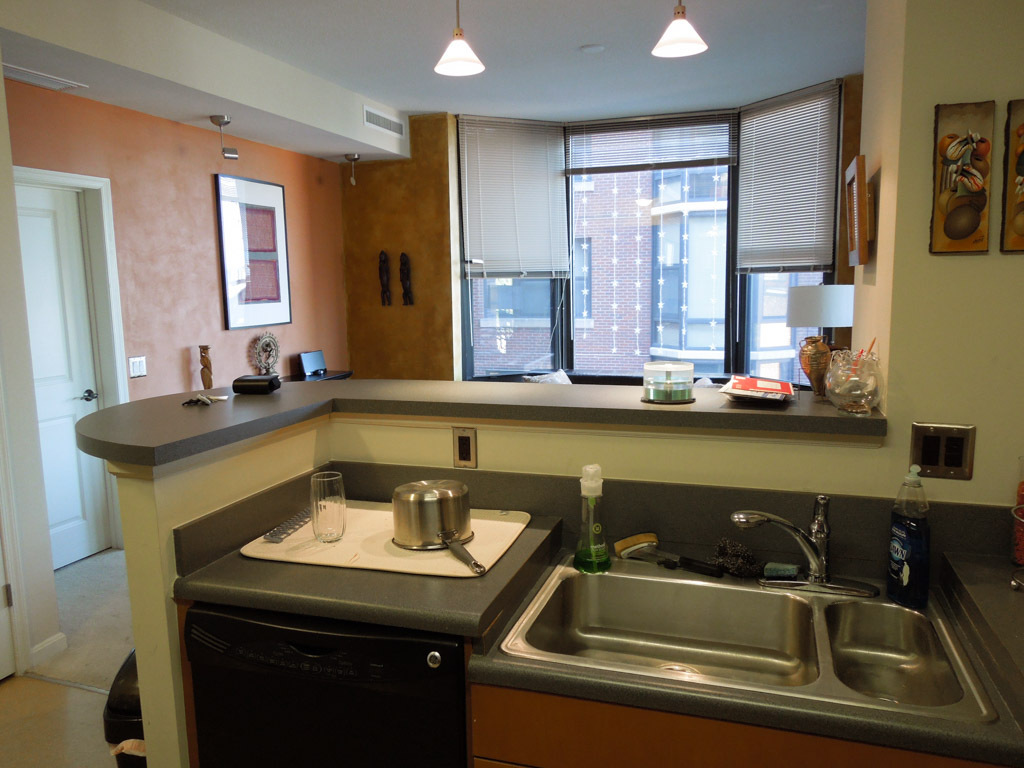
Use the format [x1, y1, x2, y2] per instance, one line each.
[2, 63, 88, 92]
[363, 106, 405, 137]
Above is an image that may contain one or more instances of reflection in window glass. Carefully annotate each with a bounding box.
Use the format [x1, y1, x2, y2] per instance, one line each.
[571, 167, 729, 377]
[746, 272, 823, 386]
[468, 278, 557, 375]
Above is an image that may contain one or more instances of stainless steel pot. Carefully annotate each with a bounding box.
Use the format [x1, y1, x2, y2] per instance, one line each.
[392, 480, 485, 575]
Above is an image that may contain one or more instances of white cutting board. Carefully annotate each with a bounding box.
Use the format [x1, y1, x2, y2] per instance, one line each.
[241, 500, 530, 578]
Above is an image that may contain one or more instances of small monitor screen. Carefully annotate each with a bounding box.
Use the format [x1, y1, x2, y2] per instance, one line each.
[299, 350, 326, 376]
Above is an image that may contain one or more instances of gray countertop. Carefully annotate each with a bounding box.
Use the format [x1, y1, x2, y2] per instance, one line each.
[174, 514, 561, 638]
[172, 479, 1019, 765]
[78, 379, 886, 466]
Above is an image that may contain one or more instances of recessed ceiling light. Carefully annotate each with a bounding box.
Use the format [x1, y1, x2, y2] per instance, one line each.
[579, 44, 606, 55]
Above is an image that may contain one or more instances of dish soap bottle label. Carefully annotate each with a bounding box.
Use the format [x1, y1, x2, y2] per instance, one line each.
[889, 524, 910, 585]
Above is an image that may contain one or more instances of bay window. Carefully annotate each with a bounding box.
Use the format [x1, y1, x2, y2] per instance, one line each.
[459, 81, 841, 384]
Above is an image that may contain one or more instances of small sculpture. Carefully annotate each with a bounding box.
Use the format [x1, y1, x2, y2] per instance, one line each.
[252, 332, 280, 375]
[378, 250, 391, 306]
[199, 345, 213, 389]
[400, 252, 413, 306]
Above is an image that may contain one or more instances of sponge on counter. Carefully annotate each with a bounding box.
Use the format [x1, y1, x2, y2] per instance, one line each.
[762, 562, 800, 579]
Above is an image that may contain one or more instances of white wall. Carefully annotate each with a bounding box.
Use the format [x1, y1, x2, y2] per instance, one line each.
[0, 46, 62, 666]
[859, 0, 1024, 506]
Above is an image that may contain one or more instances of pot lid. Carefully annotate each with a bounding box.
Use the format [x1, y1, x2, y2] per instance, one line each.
[392, 479, 468, 502]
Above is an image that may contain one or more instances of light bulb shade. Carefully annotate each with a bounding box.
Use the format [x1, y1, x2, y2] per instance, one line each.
[786, 285, 855, 328]
[435, 29, 485, 76]
[652, 6, 708, 58]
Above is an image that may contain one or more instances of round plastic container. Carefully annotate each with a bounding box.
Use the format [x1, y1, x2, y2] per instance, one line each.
[641, 361, 694, 404]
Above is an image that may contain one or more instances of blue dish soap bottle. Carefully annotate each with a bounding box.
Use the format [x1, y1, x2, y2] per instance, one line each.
[573, 464, 611, 574]
[887, 464, 930, 610]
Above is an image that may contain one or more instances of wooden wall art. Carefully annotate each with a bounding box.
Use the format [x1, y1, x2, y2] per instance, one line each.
[1001, 99, 1024, 252]
[844, 155, 873, 266]
[378, 250, 391, 306]
[400, 252, 413, 305]
[929, 101, 995, 254]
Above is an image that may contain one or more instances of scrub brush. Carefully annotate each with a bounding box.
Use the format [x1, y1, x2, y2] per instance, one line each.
[613, 533, 723, 577]
[711, 537, 764, 578]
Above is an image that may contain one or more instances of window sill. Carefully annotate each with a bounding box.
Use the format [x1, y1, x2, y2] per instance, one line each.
[77, 380, 886, 467]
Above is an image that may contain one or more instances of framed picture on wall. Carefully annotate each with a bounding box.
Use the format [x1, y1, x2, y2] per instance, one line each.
[1001, 99, 1024, 252]
[929, 101, 994, 254]
[215, 175, 292, 329]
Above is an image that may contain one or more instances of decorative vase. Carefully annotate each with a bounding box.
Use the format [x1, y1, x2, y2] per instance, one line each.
[798, 335, 831, 397]
[825, 350, 882, 416]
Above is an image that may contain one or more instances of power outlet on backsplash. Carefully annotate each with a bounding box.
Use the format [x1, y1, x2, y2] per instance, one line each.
[910, 422, 976, 479]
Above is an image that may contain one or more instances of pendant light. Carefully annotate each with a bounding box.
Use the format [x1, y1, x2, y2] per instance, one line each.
[209, 115, 238, 160]
[435, 0, 485, 76]
[652, 3, 708, 58]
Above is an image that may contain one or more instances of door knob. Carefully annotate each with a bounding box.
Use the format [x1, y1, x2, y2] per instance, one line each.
[80, 388, 99, 402]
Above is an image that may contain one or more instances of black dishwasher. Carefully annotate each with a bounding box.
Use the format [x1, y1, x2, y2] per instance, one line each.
[184, 603, 466, 767]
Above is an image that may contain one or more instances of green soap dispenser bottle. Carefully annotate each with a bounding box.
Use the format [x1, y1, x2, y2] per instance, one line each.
[574, 464, 611, 573]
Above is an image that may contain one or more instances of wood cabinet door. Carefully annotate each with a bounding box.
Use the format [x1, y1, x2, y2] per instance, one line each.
[471, 684, 999, 768]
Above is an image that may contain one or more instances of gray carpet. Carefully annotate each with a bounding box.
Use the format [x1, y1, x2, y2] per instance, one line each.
[29, 548, 134, 692]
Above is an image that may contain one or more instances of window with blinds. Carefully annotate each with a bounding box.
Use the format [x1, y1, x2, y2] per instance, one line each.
[565, 111, 738, 175]
[458, 116, 569, 278]
[736, 80, 841, 273]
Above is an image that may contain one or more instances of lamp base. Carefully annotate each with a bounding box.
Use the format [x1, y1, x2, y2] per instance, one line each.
[799, 335, 831, 398]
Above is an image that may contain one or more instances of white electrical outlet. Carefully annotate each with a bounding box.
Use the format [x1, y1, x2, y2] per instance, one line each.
[128, 356, 147, 378]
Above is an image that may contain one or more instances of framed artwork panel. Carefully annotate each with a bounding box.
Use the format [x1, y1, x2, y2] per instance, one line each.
[929, 101, 995, 254]
[1001, 99, 1024, 252]
[216, 174, 292, 329]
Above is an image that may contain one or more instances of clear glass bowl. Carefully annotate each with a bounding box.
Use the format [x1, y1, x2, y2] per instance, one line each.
[825, 350, 882, 416]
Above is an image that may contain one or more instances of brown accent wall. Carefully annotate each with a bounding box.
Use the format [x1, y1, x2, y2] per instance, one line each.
[342, 113, 456, 380]
[834, 73, 864, 351]
[6, 80, 347, 399]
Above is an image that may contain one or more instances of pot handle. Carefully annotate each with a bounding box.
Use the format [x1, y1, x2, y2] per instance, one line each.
[440, 530, 486, 575]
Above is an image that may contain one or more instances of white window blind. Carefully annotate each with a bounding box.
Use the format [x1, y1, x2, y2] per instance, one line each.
[458, 116, 569, 278]
[736, 80, 840, 273]
[565, 111, 738, 174]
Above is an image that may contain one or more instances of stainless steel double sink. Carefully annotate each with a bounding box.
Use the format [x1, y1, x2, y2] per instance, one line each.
[501, 557, 994, 722]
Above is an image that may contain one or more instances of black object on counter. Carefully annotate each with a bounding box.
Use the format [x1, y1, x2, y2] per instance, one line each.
[231, 374, 281, 394]
[103, 650, 146, 767]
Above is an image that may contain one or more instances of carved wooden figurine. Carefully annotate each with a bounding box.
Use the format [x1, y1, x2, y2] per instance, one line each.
[400, 252, 413, 306]
[199, 345, 213, 389]
[378, 250, 391, 306]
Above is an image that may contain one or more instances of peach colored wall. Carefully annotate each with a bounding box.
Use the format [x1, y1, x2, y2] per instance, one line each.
[342, 113, 455, 380]
[6, 80, 348, 400]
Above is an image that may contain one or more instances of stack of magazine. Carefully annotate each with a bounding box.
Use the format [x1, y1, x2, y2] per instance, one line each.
[719, 375, 796, 404]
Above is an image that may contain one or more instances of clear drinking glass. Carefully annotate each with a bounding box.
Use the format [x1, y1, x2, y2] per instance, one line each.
[310, 471, 346, 543]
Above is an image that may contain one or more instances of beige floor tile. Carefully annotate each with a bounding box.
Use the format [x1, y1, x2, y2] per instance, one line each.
[0, 676, 115, 768]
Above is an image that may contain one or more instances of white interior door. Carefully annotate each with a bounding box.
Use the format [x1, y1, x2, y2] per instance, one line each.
[0, 533, 15, 680]
[16, 184, 111, 569]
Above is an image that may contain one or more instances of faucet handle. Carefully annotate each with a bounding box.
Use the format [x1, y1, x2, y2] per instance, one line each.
[810, 494, 830, 532]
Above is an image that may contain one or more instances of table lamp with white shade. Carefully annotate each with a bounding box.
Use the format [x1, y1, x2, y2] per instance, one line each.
[786, 284, 855, 397]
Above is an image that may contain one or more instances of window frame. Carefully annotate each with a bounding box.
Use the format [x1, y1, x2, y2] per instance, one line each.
[459, 83, 842, 384]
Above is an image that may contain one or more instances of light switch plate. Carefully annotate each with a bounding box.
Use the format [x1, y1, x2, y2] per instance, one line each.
[910, 422, 976, 479]
[128, 356, 147, 378]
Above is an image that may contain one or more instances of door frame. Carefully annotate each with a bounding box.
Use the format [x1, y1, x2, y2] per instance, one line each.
[0, 167, 127, 671]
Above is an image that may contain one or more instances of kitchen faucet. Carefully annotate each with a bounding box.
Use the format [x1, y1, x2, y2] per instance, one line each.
[730, 495, 878, 598]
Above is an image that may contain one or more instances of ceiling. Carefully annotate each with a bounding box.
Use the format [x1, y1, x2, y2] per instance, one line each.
[1, 0, 866, 159]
